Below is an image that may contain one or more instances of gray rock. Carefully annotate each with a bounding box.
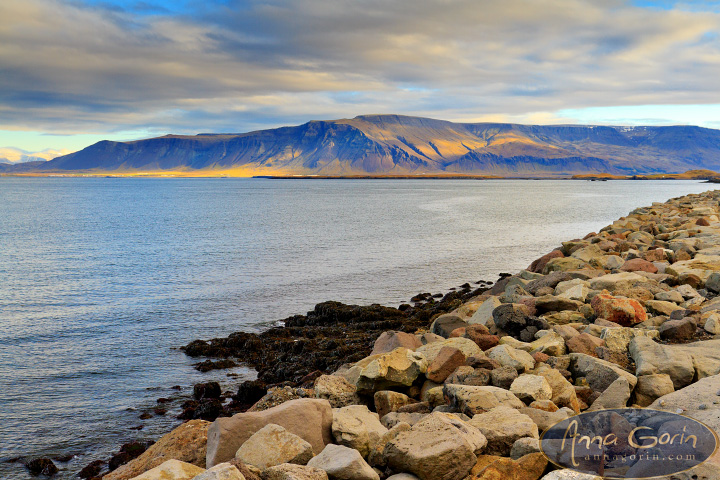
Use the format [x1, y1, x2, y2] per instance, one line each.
[586, 377, 631, 411]
[235, 424, 314, 470]
[307, 444, 379, 480]
[468, 297, 502, 327]
[629, 336, 695, 389]
[490, 365, 518, 389]
[430, 314, 468, 338]
[509, 437, 541, 460]
[568, 353, 637, 393]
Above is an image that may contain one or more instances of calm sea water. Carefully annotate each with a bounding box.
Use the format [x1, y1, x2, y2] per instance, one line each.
[0, 178, 713, 478]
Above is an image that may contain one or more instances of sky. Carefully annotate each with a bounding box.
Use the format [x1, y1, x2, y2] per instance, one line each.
[1, 0, 719, 152]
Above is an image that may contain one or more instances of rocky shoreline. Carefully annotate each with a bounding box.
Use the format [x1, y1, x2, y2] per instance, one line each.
[40, 189, 720, 479]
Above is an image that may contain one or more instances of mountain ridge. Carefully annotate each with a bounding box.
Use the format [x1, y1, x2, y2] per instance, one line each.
[3, 115, 720, 176]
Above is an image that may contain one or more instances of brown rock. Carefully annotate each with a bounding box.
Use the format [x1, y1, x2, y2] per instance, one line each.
[528, 399, 558, 412]
[470, 453, 547, 480]
[531, 352, 549, 364]
[643, 248, 666, 262]
[566, 333, 604, 357]
[591, 293, 647, 326]
[374, 391, 417, 419]
[470, 334, 500, 351]
[102, 420, 210, 480]
[620, 258, 659, 273]
[659, 318, 696, 341]
[528, 250, 564, 274]
[449, 327, 467, 337]
[466, 356, 501, 370]
[206, 398, 332, 468]
[371, 331, 422, 356]
[426, 347, 466, 383]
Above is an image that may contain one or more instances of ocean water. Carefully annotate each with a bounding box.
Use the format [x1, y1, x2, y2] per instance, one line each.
[0, 178, 713, 479]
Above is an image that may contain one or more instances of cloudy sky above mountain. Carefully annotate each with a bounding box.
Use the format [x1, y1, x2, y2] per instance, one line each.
[1, 0, 719, 151]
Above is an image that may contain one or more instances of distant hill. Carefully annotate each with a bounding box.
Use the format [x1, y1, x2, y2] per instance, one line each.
[0, 147, 73, 165]
[3, 115, 720, 176]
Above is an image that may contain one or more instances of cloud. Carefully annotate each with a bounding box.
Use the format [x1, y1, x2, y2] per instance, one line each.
[1, 0, 719, 142]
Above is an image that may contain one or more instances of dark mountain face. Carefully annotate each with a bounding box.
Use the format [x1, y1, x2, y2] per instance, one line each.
[15, 115, 720, 175]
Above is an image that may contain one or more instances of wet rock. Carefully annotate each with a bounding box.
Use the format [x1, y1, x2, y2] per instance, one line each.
[79, 460, 104, 479]
[26, 458, 58, 476]
[307, 444, 378, 480]
[235, 424, 314, 470]
[232, 381, 268, 411]
[206, 399, 332, 468]
[194, 359, 239, 373]
[194, 382, 222, 400]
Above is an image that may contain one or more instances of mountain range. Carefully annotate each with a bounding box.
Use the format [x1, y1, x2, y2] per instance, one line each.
[2, 115, 720, 176]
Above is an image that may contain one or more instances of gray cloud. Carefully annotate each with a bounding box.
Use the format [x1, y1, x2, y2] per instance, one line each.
[1, 0, 719, 138]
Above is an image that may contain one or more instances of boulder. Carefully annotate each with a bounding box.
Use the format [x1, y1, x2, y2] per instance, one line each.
[468, 406, 539, 456]
[543, 257, 588, 274]
[586, 376, 631, 411]
[374, 391, 416, 419]
[444, 384, 524, 416]
[128, 460, 205, 480]
[206, 399, 332, 468]
[557, 284, 590, 303]
[331, 405, 387, 458]
[634, 373, 675, 407]
[416, 338, 481, 364]
[235, 424, 313, 470]
[367, 422, 412, 468]
[383, 412, 486, 480]
[469, 297, 503, 327]
[370, 331, 422, 356]
[261, 464, 328, 480]
[518, 408, 569, 433]
[192, 463, 244, 480]
[534, 296, 583, 313]
[666, 254, 720, 283]
[704, 313, 720, 334]
[600, 327, 659, 353]
[313, 376, 360, 408]
[540, 470, 601, 480]
[430, 314, 468, 338]
[509, 375, 552, 404]
[426, 346, 466, 383]
[588, 272, 647, 291]
[568, 353, 637, 393]
[509, 438, 541, 460]
[529, 250, 564, 273]
[565, 333, 603, 356]
[380, 412, 428, 429]
[645, 299, 683, 317]
[306, 444, 378, 480]
[654, 290, 684, 304]
[469, 453, 547, 479]
[659, 317, 696, 341]
[486, 345, 535, 372]
[347, 347, 428, 394]
[590, 293, 647, 326]
[532, 364, 580, 413]
[620, 258, 658, 273]
[629, 336, 694, 389]
[529, 332, 566, 356]
[105, 420, 210, 480]
[490, 365, 519, 390]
